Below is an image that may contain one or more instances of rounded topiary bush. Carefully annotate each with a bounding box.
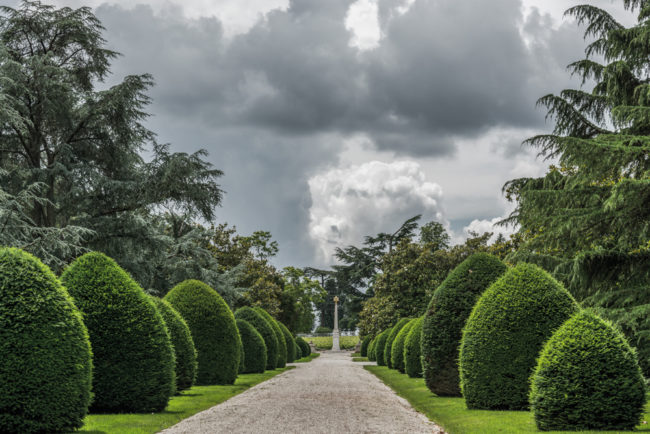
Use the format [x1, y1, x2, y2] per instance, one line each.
[296, 336, 310, 358]
[385, 318, 411, 368]
[235, 307, 278, 370]
[404, 316, 424, 378]
[530, 310, 646, 431]
[278, 321, 297, 363]
[236, 319, 267, 373]
[459, 263, 579, 410]
[165, 279, 241, 385]
[360, 336, 371, 357]
[62, 252, 175, 412]
[423, 253, 506, 397]
[0, 248, 92, 433]
[368, 336, 377, 361]
[255, 308, 287, 368]
[151, 297, 198, 392]
[375, 329, 391, 366]
[392, 318, 417, 373]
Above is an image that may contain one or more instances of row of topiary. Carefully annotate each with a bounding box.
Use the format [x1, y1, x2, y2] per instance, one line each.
[0, 248, 311, 433]
[363, 253, 646, 431]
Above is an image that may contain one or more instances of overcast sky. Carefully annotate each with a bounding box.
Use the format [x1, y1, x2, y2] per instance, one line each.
[12, 0, 633, 267]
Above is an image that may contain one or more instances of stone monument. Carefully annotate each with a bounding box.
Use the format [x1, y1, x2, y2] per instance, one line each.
[332, 295, 340, 351]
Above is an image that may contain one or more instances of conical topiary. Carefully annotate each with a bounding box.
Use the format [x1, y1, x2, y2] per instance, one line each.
[165, 279, 241, 385]
[277, 321, 297, 363]
[361, 336, 372, 357]
[151, 297, 198, 392]
[296, 336, 311, 358]
[385, 318, 411, 368]
[61, 252, 175, 412]
[391, 318, 417, 373]
[255, 307, 287, 368]
[404, 316, 424, 378]
[459, 263, 579, 410]
[236, 319, 267, 373]
[0, 248, 93, 433]
[423, 253, 506, 396]
[530, 310, 646, 431]
[235, 307, 278, 370]
[375, 329, 391, 366]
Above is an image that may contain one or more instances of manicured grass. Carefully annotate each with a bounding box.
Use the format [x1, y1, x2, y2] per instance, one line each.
[352, 357, 368, 362]
[304, 335, 359, 350]
[294, 352, 320, 363]
[76, 368, 292, 434]
[365, 365, 650, 434]
[351, 352, 361, 357]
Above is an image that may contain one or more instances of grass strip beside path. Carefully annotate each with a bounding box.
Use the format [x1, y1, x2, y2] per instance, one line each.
[352, 357, 368, 362]
[77, 368, 293, 434]
[365, 365, 650, 434]
[294, 352, 320, 363]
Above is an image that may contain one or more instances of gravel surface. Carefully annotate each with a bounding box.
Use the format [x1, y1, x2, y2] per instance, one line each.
[161, 351, 443, 434]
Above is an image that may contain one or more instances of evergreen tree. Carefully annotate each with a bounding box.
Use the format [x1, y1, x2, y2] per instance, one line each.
[503, 0, 650, 374]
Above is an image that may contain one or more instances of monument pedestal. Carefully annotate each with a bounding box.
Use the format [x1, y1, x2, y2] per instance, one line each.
[332, 329, 340, 351]
[332, 295, 340, 351]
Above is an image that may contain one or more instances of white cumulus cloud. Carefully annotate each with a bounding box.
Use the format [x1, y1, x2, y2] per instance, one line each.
[308, 160, 447, 264]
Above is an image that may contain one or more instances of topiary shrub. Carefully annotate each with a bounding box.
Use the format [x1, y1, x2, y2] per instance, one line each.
[360, 336, 371, 357]
[385, 318, 411, 368]
[0, 248, 93, 433]
[151, 297, 198, 392]
[255, 308, 287, 368]
[368, 336, 377, 361]
[375, 329, 391, 366]
[423, 253, 506, 397]
[165, 279, 241, 385]
[296, 336, 310, 358]
[459, 263, 579, 410]
[62, 252, 175, 412]
[277, 321, 297, 363]
[392, 318, 417, 373]
[530, 310, 646, 431]
[236, 319, 267, 373]
[235, 307, 278, 370]
[404, 316, 424, 378]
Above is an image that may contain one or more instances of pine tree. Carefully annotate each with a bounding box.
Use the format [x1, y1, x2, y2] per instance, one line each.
[503, 0, 650, 374]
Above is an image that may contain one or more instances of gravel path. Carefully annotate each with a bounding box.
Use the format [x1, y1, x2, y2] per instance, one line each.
[161, 351, 443, 434]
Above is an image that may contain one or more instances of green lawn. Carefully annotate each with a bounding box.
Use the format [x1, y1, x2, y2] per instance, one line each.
[76, 368, 292, 434]
[294, 352, 320, 363]
[365, 365, 650, 434]
[352, 357, 368, 362]
[303, 335, 359, 350]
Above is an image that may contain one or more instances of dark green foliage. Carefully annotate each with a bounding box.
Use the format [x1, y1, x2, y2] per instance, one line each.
[368, 336, 377, 361]
[404, 316, 424, 378]
[61, 252, 175, 412]
[459, 263, 579, 410]
[0, 248, 92, 433]
[255, 308, 287, 368]
[278, 321, 297, 363]
[296, 336, 311, 358]
[530, 310, 646, 431]
[392, 318, 417, 373]
[151, 297, 198, 392]
[165, 279, 241, 385]
[375, 329, 391, 366]
[423, 253, 506, 397]
[360, 336, 372, 357]
[235, 307, 278, 370]
[236, 319, 267, 374]
[385, 318, 411, 368]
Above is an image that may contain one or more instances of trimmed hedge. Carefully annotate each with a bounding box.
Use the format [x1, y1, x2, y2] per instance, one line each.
[296, 336, 311, 358]
[375, 329, 391, 366]
[367, 337, 377, 361]
[165, 279, 241, 385]
[0, 248, 92, 433]
[385, 318, 411, 368]
[236, 319, 267, 373]
[255, 308, 287, 368]
[391, 318, 417, 373]
[423, 253, 506, 397]
[235, 307, 278, 370]
[278, 321, 297, 363]
[62, 252, 175, 412]
[151, 297, 198, 392]
[404, 316, 424, 378]
[530, 310, 646, 431]
[360, 336, 371, 357]
[459, 263, 579, 410]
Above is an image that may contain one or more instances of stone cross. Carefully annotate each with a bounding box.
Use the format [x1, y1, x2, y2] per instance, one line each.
[332, 295, 340, 351]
